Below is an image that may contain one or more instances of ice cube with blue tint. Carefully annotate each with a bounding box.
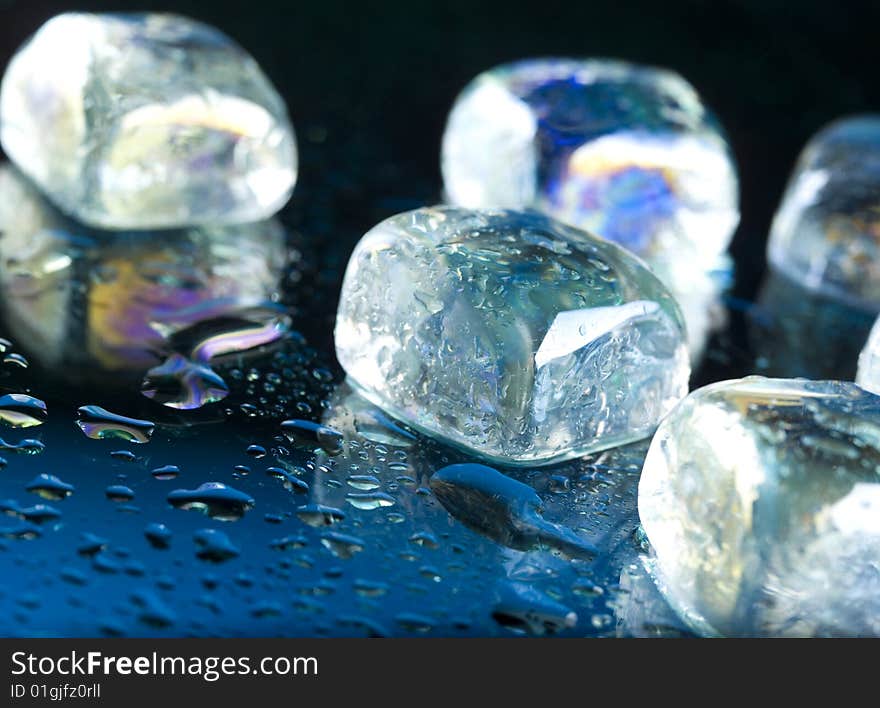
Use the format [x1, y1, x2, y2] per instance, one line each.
[441, 59, 739, 264]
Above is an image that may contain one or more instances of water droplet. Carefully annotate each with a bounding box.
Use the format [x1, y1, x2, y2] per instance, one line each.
[572, 580, 604, 597]
[19, 504, 61, 524]
[353, 579, 389, 597]
[0, 438, 44, 455]
[295, 504, 345, 527]
[144, 522, 172, 549]
[0, 394, 47, 428]
[419, 565, 442, 582]
[312, 367, 334, 383]
[92, 552, 122, 574]
[409, 531, 440, 549]
[167, 482, 254, 521]
[0, 519, 40, 539]
[193, 528, 240, 562]
[172, 312, 290, 362]
[141, 354, 228, 410]
[394, 612, 434, 633]
[130, 589, 176, 628]
[430, 463, 596, 559]
[246, 444, 266, 458]
[320, 531, 365, 559]
[280, 419, 344, 455]
[76, 406, 155, 443]
[266, 467, 309, 494]
[590, 613, 613, 630]
[25, 473, 74, 500]
[59, 567, 88, 586]
[345, 491, 395, 510]
[77, 532, 108, 556]
[151, 464, 179, 480]
[3, 353, 28, 368]
[492, 583, 578, 636]
[105, 485, 134, 502]
[346, 474, 381, 490]
[251, 601, 282, 618]
[111, 450, 137, 462]
[270, 534, 308, 551]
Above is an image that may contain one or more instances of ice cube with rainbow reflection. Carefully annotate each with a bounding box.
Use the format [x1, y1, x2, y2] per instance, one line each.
[441, 59, 739, 266]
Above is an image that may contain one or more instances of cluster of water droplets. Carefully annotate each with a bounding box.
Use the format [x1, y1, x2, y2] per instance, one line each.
[0, 311, 682, 638]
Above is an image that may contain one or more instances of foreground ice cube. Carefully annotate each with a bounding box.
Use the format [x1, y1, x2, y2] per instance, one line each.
[335, 206, 689, 466]
[768, 116, 880, 308]
[441, 59, 739, 263]
[857, 317, 880, 394]
[639, 376, 880, 637]
[0, 12, 297, 229]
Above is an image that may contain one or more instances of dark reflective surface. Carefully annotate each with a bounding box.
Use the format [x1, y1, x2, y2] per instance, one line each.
[1, 0, 879, 637]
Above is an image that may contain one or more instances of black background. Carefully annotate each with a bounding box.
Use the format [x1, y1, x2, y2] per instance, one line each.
[3, 0, 880, 306]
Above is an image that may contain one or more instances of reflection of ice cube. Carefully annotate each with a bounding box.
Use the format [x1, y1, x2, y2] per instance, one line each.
[750, 269, 874, 381]
[0, 164, 288, 379]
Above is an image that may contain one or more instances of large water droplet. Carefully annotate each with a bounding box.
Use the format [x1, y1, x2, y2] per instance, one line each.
[429, 463, 596, 558]
[19, 504, 61, 524]
[345, 491, 395, 510]
[0, 438, 44, 455]
[0, 519, 40, 539]
[157, 310, 289, 362]
[105, 485, 134, 502]
[151, 464, 180, 480]
[76, 406, 155, 443]
[346, 474, 381, 490]
[320, 531, 365, 559]
[0, 394, 47, 428]
[167, 482, 254, 521]
[110, 450, 137, 462]
[141, 353, 229, 410]
[295, 504, 345, 527]
[280, 419, 344, 455]
[25, 473, 74, 500]
[491, 583, 578, 636]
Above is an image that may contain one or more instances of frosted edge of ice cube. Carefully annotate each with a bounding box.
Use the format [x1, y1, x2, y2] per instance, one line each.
[335, 205, 690, 467]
